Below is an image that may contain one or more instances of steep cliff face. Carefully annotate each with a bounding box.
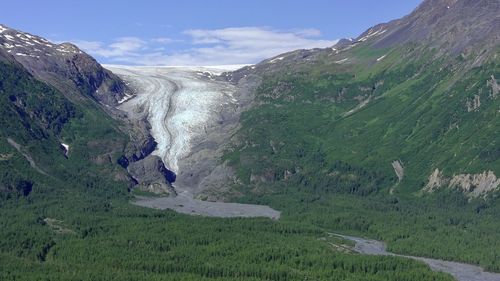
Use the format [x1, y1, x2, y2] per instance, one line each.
[424, 169, 500, 197]
[0, 24, 127, 106]
[0, 24, 180, 198]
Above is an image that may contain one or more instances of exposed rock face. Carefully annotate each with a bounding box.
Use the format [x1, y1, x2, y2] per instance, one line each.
[449, 171, 500, 197]
[488, 75, 499, 99]
[466, 94, 481, 112]
[391, 160, 405, 182]
[127, 155, 176, 195]
[424, 169, 500, 197]
[424, 169, 448, 191]
[0, 24, 126, 106]
[122, 119, 158, 163]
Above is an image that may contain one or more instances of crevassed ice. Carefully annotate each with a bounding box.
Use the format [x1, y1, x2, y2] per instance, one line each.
[106, 66, 238, 173]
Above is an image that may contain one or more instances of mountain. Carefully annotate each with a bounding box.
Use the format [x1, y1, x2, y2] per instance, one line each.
[1, 1, 500, 280]
[0, 24, 126, 106]
[0, 24, 174, 199]
[222, 0, 499, 198]
[214, 0, 500, 270]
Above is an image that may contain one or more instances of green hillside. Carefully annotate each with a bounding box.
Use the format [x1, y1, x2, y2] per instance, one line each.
[0, 59, 130, 201]
[223, 44, 500, 270]
[0, 51, 456, 281]
[1, 0, 499, 279]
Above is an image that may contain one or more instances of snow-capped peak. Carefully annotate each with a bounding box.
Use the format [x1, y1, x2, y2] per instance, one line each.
[0, 24, 82, 59]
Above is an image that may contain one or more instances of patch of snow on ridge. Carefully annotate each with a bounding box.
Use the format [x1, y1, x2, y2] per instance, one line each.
[61, 143, 69, 157]
[3, 34, 15, 41]
[269, 56, 285, 63]
[377, 54, 387, 61]
[0, 25, 7, 33]
[358, 28, 387, 42]
[334, 58, 348, 64]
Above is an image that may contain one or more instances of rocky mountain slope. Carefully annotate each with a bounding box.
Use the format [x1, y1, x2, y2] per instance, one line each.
[362, 0, 499, 56]
[0, 24, 173, 199]
[221, 0, 499, 199]
[0, 24, 126, 105]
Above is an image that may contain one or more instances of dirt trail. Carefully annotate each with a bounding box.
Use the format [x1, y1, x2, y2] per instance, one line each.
[333, 233, 500, 281]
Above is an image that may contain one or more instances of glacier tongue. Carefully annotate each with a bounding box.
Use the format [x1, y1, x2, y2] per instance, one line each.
[105, 65, 281, 219]
[105, 65, 237, 173]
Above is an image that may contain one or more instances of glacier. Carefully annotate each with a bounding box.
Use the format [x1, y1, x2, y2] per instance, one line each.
[105, 65, 238, 173]
[104, 65, 280, 219]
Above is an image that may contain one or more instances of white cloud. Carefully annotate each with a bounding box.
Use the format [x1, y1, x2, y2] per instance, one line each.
[151, 37, 180, 44]
[72, 27, 337, 66]
[73, 37, 146, 58]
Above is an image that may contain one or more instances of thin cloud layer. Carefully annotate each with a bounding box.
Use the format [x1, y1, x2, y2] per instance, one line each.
[72, 27, 337, 66]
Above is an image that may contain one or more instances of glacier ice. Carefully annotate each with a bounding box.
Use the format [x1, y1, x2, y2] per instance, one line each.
[105, 65, 238, 173]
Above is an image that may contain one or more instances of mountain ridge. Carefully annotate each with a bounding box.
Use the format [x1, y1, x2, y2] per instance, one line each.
[0, 24, 127, 106]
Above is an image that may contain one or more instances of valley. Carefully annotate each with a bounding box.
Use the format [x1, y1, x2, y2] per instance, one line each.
[0, 0, 499, 280]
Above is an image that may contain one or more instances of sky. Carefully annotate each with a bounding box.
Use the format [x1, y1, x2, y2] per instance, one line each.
[2, 0, 422, 66]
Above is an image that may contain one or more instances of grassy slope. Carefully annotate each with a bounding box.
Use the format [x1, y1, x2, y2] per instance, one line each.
[223, 45, 500, 270]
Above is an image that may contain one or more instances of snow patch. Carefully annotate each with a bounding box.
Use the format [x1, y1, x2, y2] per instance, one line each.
[269, 56, 285, 63]
[16, 33, 28, 40]
[0, 25, 7, 33]
[3, 34, 15, 41]
[118, 93, 134, 104]
[15, 53, 28, 56]
[61, 143, 69, 157]
[358, 28, 387, 42]
[334, 58, 348, 64]
[376, 54, 387, 62]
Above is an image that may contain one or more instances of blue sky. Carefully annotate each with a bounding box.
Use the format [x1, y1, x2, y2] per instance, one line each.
[3, 0, 422, 65]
